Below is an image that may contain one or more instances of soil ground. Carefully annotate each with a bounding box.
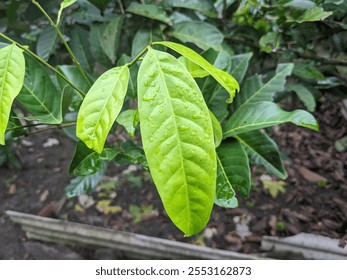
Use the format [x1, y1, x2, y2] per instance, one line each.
[0, 96, 346, 259]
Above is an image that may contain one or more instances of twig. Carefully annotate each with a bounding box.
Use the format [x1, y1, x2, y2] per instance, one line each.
[117, 0, 125, 14]
[32, 0, 92, 87]
[296, 52, 347, 67]
[0, 32, 86, 98]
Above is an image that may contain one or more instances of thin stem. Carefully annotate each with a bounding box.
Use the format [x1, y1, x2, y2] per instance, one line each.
[127, 46, 149, 67]
[117, 0, 125, 14]
[0, 32, 86, 98]
[296, 51, 347, 67]
[7, 122, 76, 132]
[31, 0, 92, 87]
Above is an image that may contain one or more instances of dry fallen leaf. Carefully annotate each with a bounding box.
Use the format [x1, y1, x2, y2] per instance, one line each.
[298, 166, 328, 183]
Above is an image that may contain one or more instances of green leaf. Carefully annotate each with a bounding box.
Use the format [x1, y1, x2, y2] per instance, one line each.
[77, 65, 130, 153]
[230, 64, 294, 112]
[224, 101, 318, 136]
[229, 53, 253, 84]
[0, 44, 25, 145]
[259, 32, 282, 53]
[178, 56, 209, 78]
[65, 167, 105, 198]
[154, 41, 239, 103]
[127, 3, 172, 25]
[288, 83, 316, 112]
[210, 111, 222, 148]
[16, 54, 62, 124]
[169, 21, 224, 51]
[117, 55, 138, 98]
[57, 65, 91, 95]
[235, 130, 287, 179]
[284, 0, 316, 9]
[114, 141, 148, 169]
[293, 7, 333, 23]
[36, 25, 58, 61]
[169, 0, 218, 18]
[131, 27, 164, 59]
[69, 140, 118, 176]
[70, 26, 94, 72]
[293, 64, 325, 81]
[116, 109, 139, 137]
[57, 0, 77, 25]
[216, 140, 250, 204]
[89, 23, 110, 66]
[100, 16, 124, 64]
[138, 47, 216, 236]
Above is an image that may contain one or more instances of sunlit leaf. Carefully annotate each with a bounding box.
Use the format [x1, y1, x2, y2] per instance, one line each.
[154, 41, 239, 103]
[77, 65, 129, 153]
[293, 7, 333, 23]
[0, 44, 25, 145]
[138, 47, 216, 236]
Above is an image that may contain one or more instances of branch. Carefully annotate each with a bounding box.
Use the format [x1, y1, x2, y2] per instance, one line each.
[296, 52, 347, 67]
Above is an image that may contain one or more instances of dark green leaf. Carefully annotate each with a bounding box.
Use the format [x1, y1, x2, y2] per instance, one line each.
[131, 27, 164, 59]
[17, 54, 62, 124]
[70, 26, 94, 72]
[288, 83, 316, 112]
[169, 21, 224, 51]
[36, 25, 58, 61]
[127, 3, 172, 25]
[169, 0, 218, 18]
[235, 130, 287, 179]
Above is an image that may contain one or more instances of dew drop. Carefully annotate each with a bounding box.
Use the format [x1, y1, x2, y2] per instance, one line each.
[192, 114, 201, 119]
[179, 126, 189, 131]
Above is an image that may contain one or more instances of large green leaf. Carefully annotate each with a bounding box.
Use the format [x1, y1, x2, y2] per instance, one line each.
[229, 53, 253, 84]
[235, 130, 287, 179]
[77, 65, 129, 153]
[293, 7, 333, 23]
[89, 23, 110, 66]
[0, 44, 25, 145]
[169, 0, 218, 18]
[36, 25, 58, 61]
[16, 54, 62, 124]
[69, 140, 118, 176]
[57, 65, 91, 95]
[138, 47, 216, 236]
[216, 140, 250, 205]
[154, 41, 239, 103]
[224, 101, 318, 137]
[100, 16, 124, 64]
[127, 3, 172, 25]
[169, 21, 224, 51]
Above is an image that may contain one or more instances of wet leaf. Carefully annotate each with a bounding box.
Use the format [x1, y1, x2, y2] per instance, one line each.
[138, 47, 216, 236]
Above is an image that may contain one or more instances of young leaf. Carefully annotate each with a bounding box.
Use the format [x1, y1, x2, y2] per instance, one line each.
[77, 65, 130, 153]
[16, 54, 62, 124]
[216, 141, 251, 200]
[169, 21, 224, 51]
[100, 16, 124, 64]
[0, 44, 25, 145]
[178, 56, 209, 78]
[224, 101, 318, 137]
[57, 0, 77, 26]
[116, 109, 139, 137]
[138, 47, 216, 236]
[154, 41, 239, 103]
[127, 3, 172, 25]
[235, 130, 287, 179]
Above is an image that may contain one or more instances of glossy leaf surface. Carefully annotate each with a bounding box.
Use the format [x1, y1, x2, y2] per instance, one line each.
[236, 130, 287, 179]
[17, 54, 62, 124]
[0, 44, 25, 145]
[138, 48, 216, 236]
[154, 41, 239, 102]
[216, 141, 250, 201]
[77, 65, 129, 153]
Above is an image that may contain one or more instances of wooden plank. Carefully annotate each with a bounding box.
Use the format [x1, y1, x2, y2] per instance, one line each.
[6, 210, 260, 260]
